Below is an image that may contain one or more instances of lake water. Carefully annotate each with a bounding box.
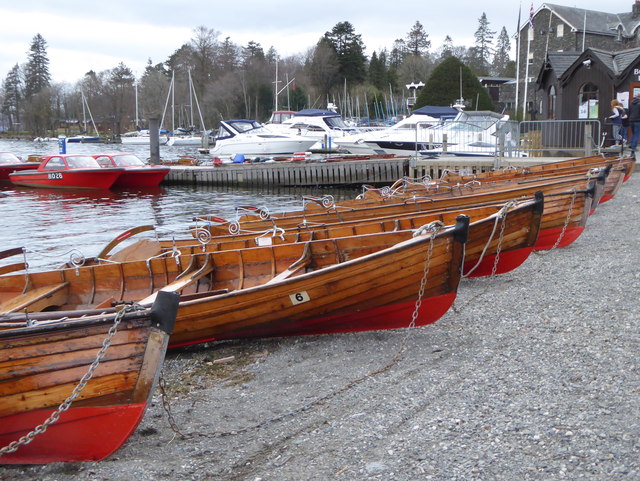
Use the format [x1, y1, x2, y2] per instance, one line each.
[0, 139, 359, 271]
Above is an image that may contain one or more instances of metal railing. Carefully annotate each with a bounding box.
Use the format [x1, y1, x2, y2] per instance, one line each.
[518, 120, 601, 158]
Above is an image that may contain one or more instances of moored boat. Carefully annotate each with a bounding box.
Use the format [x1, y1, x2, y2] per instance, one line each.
[93, 153, 170, 187]
[0, 152, 41, 181]
[0, 291, 179, 464]
[8, 154, 123, 190]
[0, 217, 471, 347]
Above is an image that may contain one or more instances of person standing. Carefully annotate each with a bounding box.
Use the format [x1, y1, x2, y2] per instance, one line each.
[628, 94, 640, 151]
[608, 99, 626, 146]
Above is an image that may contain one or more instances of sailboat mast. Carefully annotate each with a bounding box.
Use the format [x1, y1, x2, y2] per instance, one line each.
[188, 69, 195, 128]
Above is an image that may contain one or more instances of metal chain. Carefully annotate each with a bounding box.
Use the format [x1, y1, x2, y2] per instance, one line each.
[535, 188, 577, 255]
[158, 375, 191, 439]
[156, 225, 444, 441]
[0, 305, 132, 457]
[407, 223, 440, 329]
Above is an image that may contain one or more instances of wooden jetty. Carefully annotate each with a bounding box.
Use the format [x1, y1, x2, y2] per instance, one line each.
[161, 154, 638, 188]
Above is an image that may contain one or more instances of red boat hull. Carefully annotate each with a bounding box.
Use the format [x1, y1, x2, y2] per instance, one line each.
[169, 292, 457, 348]
[0, 403, 147, 464]
[463, 246, 534, 278]
[114, 168, 170, 187]
[533, 225, 585, 251]
[0, 163, 42, 181]
[8, 168, 121, 189]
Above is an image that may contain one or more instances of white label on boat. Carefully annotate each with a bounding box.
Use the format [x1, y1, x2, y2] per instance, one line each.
[47, 173, 63, 180]
[289, 291, 310, 305]
[257, 237, 273, 246]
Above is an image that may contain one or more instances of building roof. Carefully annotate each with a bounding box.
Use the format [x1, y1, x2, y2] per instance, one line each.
[525, 3, 640, 38]
[538, 46, 640, 85]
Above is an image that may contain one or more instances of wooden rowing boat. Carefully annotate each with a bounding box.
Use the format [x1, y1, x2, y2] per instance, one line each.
[0, 217, 470, 347]
[440, 154, 634, 184]
[0, 290, 179, 464]
[99, 196, 543, 279]
[435, 156, 631, 204]
[194, 173, 600, 251]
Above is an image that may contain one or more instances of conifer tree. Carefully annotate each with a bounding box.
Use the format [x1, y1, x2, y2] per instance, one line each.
[406, 21, 431, 57]
[491, 27, 511, 76]
[472, 13, 496, 75]
[1, 64, 22, 131]
[415, 56, 493, 110]
[323, 22, 367, 84]
[23, 33, 51, 100]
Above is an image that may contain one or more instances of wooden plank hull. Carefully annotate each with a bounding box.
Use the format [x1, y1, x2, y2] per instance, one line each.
[170, 220, 468, 346]
[0, 219, 470, 348]
[0, 291, 178, 464]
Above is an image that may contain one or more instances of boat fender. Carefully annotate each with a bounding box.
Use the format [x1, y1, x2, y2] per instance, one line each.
[453, 215, 470, 245]
[533, 191, 544, 214]
[212, 157, 223, 165]
[150, 290, 180, 335]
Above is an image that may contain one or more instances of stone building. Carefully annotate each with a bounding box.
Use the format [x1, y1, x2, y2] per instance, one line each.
[502, 2, 640, 118]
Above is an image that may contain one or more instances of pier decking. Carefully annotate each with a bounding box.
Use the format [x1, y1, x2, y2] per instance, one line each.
[162, 153, 636, 188]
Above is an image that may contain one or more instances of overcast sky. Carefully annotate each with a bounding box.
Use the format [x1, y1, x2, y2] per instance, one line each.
[0, 1, 629, 84]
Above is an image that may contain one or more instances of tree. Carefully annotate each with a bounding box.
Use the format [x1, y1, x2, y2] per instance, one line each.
[307, 38, 340, 98]
[105, 62, 135, 136]
[491, 27, 511, 76]
[23, 34, 51, 100]
[415, 56, 493, 110]
[406, 21, 431, 57]
[472, 13, 496, 75]
[389, 39, 407, 69]
[368, 51, 387, 90]
[189, 26, 220, 98]
[1, 64, 22, 131]
[22, 34, 52, 135]
[323, 22, 367, 84]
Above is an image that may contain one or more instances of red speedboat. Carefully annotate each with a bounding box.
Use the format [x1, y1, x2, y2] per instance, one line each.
[8, 154, 123, 189]
[93, 153, 170, 187]
[0, 152, 42, 181]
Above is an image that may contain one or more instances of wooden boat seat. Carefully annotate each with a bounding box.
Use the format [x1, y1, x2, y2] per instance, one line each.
[137, 255, 215, 306]
[0, 282, 69, 314]
[108, 239, 163, 263]
[266, 243, 313, 285]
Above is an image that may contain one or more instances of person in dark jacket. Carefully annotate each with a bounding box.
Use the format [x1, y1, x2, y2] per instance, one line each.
[628, 94, 640, 151]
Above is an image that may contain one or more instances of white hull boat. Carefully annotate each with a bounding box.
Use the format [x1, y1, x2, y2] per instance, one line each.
[210, 120, 317, 157]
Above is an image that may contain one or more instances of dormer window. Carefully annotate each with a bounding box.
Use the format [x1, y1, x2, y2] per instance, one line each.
[616, 25, 623, 42]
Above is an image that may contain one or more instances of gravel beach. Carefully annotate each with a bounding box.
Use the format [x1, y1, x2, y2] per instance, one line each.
[3, 170, 639, 481]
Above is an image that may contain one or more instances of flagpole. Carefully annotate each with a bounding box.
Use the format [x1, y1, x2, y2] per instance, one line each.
[523, 3, 534, 120]
[515, 2, 522, 118]
[523, 31, 531, 120]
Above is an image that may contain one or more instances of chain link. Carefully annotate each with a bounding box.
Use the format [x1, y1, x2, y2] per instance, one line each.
[0, 305, 133, 457]
[535, 188, 577, 255]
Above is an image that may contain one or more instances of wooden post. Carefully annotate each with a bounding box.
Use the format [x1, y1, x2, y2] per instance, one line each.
[149, 118, 160, 165]
[584, 124, 593, 156]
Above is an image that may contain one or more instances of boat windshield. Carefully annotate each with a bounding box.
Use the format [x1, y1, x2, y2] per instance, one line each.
[66, 155, 101, 169]
[0, 152, 21, 164]
[112, 154, 145, 167]
[324, 116, 352, 130]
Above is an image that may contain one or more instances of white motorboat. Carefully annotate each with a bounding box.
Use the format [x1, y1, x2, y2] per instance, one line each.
[265, 108, 359, 149]
[418, 111, 514, 157]
[333, 105, 453, 155]
[209, 120, 317, 157]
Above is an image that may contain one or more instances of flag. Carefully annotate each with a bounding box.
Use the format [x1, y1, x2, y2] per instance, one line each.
[529, 3, 535, 29]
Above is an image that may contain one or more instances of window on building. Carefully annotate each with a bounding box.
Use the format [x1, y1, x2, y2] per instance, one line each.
[548, 86, 556, 119]
[557, 24, 564, 37]
[617, 26, 623, 42]
[578, 83, 599, 119]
